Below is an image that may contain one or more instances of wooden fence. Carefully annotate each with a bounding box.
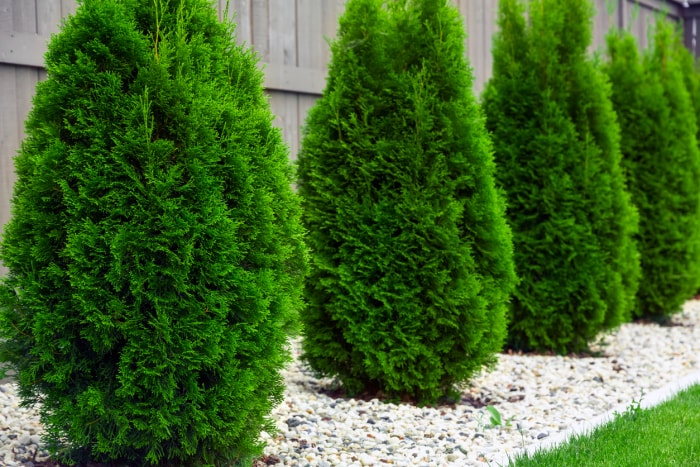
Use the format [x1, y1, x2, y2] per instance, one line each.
[0, 0, 688, 237]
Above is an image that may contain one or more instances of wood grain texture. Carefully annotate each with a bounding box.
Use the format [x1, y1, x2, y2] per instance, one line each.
[36, 0, 62, 35]
[12, 0, 36, 34]
[263, 63, 324, 94]
[0, 64, 18, 241]
[0, 0, 12, 33]
[252, 0, 270, 61]
[0, 31, 46, 67]
[228, 0, 252, 45]
[298, 0, 323, 69]
[269, 90, 300, 160]
[297, 94, 317, 147]
[12, 0, 39, 138]
[321, 0, 344, 67]
[268, 0, 296, 66]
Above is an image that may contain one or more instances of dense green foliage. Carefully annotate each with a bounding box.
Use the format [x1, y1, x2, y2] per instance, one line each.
[603, 23, 700, 319]
[481, 0, 640, 353]
[297, 0, 516, 404]
[674, 34, 700, 144]
[675, 39, 700, 298]
[0, 0, 307, 465]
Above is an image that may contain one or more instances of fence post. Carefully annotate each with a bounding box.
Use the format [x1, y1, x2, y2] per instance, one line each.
[619, 0, 628, 29]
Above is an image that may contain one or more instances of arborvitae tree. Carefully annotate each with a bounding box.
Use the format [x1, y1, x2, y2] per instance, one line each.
[674, 36, 700, 298]
[0, 0, 307, 465]
[297, 0, 516, 404]
[481, 0, 640, 353]
[604, 22, 700, 319]
[674, 35, 700, 144]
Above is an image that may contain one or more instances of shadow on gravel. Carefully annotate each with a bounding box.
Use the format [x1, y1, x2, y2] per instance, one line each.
[32, 456, 283, 466]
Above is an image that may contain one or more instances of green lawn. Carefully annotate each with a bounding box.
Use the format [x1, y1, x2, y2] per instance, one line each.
[508, 384, 700, 466]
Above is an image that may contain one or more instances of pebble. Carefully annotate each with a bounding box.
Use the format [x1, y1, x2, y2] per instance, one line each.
[2, 300, 699, 466]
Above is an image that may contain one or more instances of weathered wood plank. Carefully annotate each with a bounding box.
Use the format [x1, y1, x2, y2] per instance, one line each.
[592, 0, 613, 52]
[297, 94, 317, 152]
[252, 0, 270, 62]
[0, 64, 19, 235]
[228, 0, 252, 45]
[0, 31, 47, 67]
[298, 0, 323, 69]
[321, 0, 344, 67]
[633, 4, 655, 49]
[0, 0, 12, 33]
[13, 67, 37, 152]
[12, 0, 36, 34]
[269, 90, 299, 158]
[11, 0, 38, 142]
[36, 0, 63, 36]
[60, 0, 77, 17]
[480, 0, 497, 95]
[466, 0, 487, 95]
[263, 63, 324, 94]
[1, 0, 38, 76]
[268, 0, 296, 66]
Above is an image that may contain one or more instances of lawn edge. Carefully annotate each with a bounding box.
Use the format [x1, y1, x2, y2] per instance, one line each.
[491, 362, 700, 466]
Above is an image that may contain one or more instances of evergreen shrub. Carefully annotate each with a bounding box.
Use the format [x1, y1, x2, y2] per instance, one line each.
[0, 0, 307, 465]
[674, 33, 700, 144]
[481, 0, 640, 353]
[603, 22, 700, 319]
[297, 0, 516, 404]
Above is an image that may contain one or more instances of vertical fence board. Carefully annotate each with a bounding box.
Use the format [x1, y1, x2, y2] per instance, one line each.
[268, 0, 296, 66]
[12, 0, 35, 32]
[0, 0, 12, 32]
[321, 0, 344, 67]
[291, 0, 322, 150]
[481, 0, 498, 94]
[466, 0, 486, 94]
[638, 5, 654, 49]
[228, 0, 252, 45]
[593, 0, 613, 52]
[297, 94, 316, 150]
[269, 90, 299, 159]
[60, 0, 76, 17]
[14, 68, 38, 140]
[12, 0, 39, 143]
[296, 0, 324, 150]
[298, 0, 323, 69]
[268, 1, 298, 150]
[252, 0, 270, 61]
[37, 0, 63, 35]
[0, 65, 18, 238]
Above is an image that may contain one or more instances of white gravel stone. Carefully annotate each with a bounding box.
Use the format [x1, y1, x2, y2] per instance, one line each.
[1, 300, 699, 466]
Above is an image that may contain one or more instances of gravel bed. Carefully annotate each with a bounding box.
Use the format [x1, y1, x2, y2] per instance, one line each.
[2, 300, 699, 466]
